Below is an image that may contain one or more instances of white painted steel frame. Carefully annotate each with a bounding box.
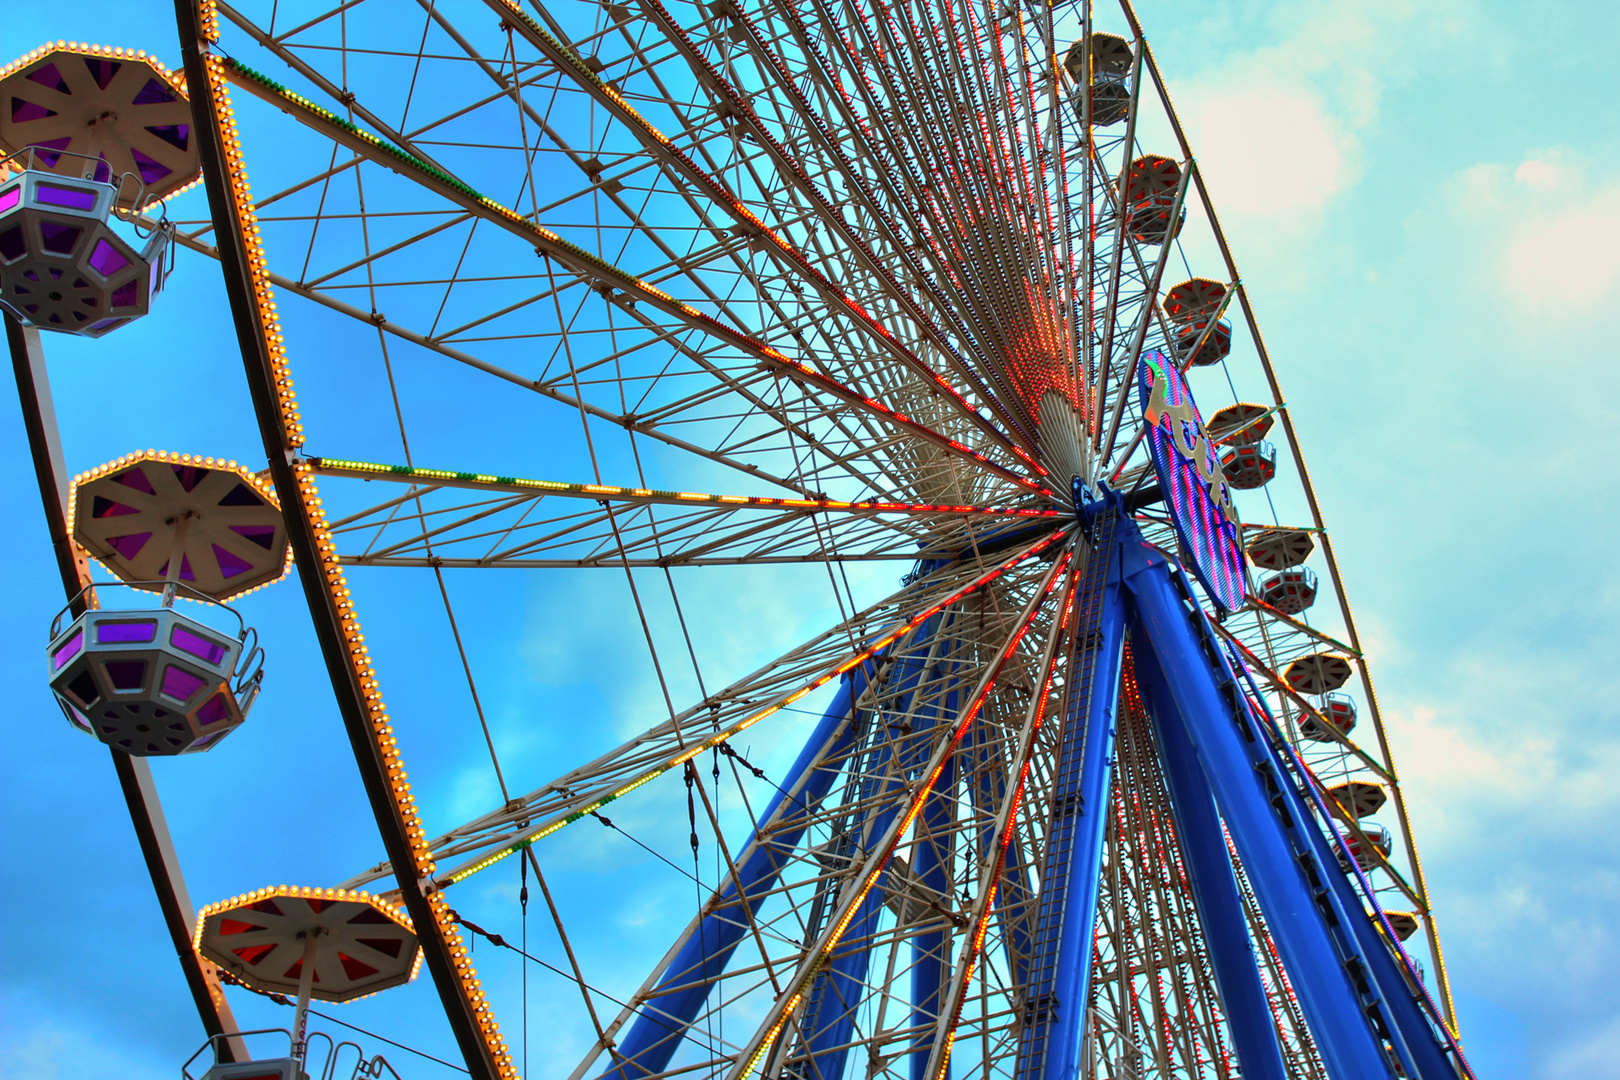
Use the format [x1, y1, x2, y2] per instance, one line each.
[119, 0, 1463, 1076]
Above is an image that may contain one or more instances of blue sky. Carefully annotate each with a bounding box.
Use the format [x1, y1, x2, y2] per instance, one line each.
[3, 2, 1617, 1078]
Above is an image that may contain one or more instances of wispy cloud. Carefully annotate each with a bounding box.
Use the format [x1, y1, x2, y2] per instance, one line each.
[1163, 0, 1476, 255]
[0, 992, 172, 1080]
[1448, 151, 1620, 314]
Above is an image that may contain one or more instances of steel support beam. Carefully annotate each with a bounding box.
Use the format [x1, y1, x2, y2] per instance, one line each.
[1115, 0, 1458, 1028]
[7, 314, 244, 1058]
[213, 59, 1042, 496]
[1127, 555, 1396, 1079]
[720, 552, 1071, 1080]
[142, 219, 817, 497]
[171, 2, 503, 1075]
[492, 0, 1031, 455]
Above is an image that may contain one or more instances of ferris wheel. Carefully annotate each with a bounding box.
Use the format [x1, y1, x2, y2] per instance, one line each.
[7, 1, 1476, 1079]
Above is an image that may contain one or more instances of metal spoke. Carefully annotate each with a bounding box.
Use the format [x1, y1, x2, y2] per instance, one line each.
[67, 0, 1469, 1075]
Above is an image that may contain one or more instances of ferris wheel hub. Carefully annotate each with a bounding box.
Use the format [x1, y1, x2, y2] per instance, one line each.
[1035, 389, 1089, 494]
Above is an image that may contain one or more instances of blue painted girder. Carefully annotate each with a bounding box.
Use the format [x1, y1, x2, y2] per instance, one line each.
[599, 661, 877, 1080]
[604, 501, 1464, 1080]
[1125, 550, 1400, 1079]
[1126, 534, 1469, 1079]
[1236, 665, 1471, 1080]
[1133, 642, 1291, 1080]
[1015, 518, 1129, 1080]
[1019, 507, 1462, 1080]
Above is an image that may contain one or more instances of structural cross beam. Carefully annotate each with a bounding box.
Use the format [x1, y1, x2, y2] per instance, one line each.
[7, 314, 244, 1059]
[173, 2, 511, 1074]
[213, 57, 1044, 497]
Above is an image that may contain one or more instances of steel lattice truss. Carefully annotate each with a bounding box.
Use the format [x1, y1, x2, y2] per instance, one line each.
[124, 0, 1461, 1076]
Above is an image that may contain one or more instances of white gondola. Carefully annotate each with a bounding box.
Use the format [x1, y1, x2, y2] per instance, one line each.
[1219, 439, 1277, 489]
[1259, 566, 1318, 614]
[0, 147, 171, 336]
[1061, 33, 1132, 126]
[1122, 155, 1184, 245]
[43, 453, 289, 755]
[1301, 691, 1358, 741]
[46, 590, 262, 755]
[1340, 821, 1392, 871]
[1164, 280, 1232, 367]
[1247, 527, 1314, 570]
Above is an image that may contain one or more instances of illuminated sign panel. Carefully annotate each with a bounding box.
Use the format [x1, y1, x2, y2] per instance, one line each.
[1136, 352, 1247, 612]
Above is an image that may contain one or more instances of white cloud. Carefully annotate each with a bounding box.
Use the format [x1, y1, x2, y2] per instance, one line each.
[1297, 147, 1620, 1056]
[1165, 8, 1380, 229]
[1162, 0, 1476, 252]
[1177, 86, 1356, 221]
[1544, 1016, 1620, 1080]
[1514, 158, 1563, 192]
[1432, 150, 1620, 317]
[1502, 210, 1620, 309]
[1503, 184, 1620, 312]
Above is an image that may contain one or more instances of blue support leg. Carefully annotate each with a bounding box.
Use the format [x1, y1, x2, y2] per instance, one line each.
[789, 610, 968, 1080]
[799, 620, 967, 1080]
[1014, 522, 1129, 1080]
[602, 666, 874, 1080]
[909, 727, 959, 1080]
[1035, 579, 1126, 1080]
[1239, 678, 1470, 1080]
[1125, 549, 1396, 1080]
[1133, 638, 1292, 1080]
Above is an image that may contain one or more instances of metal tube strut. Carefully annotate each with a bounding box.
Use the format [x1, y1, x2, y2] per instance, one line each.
[171, 3, 503, 1074]
[7, 313, 244, 1057]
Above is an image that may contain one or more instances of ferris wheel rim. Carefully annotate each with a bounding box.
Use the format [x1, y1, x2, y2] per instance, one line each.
[2, 0, 1470, 1074]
